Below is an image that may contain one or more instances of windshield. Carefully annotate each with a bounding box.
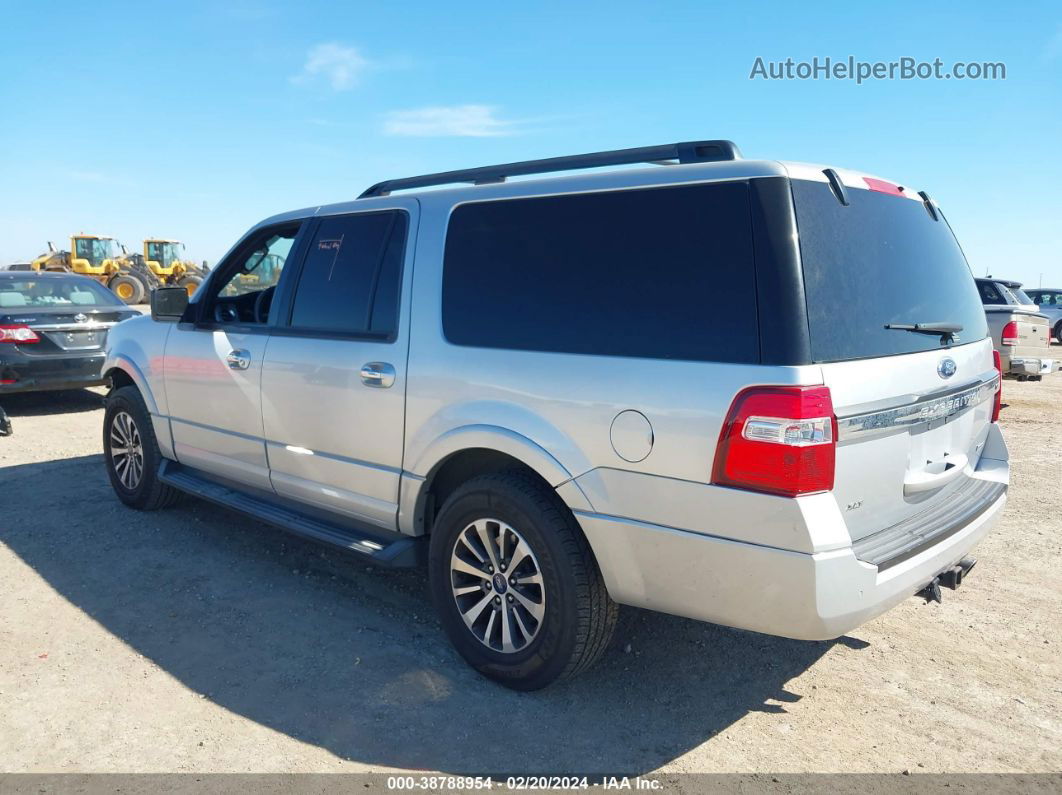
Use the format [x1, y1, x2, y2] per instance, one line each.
[0, 277, 123, 308]
[74, 238, 116, 267]
[148, 242, 181, 267]
[792, 180, 989, 362]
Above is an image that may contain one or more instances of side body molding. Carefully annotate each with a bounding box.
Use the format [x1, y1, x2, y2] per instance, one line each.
[398, 424, 594, 535]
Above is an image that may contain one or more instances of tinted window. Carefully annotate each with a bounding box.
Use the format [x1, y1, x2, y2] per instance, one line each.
[793, 181, 988, 362]
[978, 281, 1006, 305]
[1009, 286, 1033, 305]
[290, 211, 407, 336]
[442, 182, 758, 363]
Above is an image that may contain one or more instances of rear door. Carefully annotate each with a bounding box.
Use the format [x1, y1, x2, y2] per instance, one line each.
[791, 176, 997, 543]
[260, 205, 414, 530]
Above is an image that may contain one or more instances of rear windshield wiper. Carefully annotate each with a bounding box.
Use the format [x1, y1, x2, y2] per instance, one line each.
[884, 321, 963, 341]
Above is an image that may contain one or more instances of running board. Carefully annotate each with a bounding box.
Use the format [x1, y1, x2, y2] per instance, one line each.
[158, 460, 421, 567]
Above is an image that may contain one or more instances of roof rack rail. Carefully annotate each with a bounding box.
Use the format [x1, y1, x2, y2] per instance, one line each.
[358, 139, 741, 198]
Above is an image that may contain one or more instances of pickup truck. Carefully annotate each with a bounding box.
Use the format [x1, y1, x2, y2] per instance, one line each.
[976, 278, 1059, 380]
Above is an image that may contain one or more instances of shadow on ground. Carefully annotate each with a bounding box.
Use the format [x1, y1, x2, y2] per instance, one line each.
[0, 389, 103, 418]
[1, 454, 866, 775]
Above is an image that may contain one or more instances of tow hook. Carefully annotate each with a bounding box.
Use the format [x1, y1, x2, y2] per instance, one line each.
[918, 557, 977, 603]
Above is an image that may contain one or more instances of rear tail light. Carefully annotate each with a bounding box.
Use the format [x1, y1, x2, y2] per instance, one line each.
[0, 325, 40, 344]
[712, 386, 836, 497]
[1000, 321, 1019, 346]
[992, 350, 1002, 423]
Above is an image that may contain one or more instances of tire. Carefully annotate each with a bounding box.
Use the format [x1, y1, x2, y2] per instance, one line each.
[109, 274, 145, 305]
[428, 471, 617, 690]
[1054, 322, 1062, 345]
[178, 274, 203, 297]
[103, 385, 180, 510]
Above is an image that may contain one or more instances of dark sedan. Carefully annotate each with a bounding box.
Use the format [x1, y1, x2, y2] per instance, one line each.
[0, 272, 140, 394]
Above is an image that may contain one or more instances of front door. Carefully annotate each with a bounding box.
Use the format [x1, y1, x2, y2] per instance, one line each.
[164, 222, 301, 490]
[260, 207, 414, 530]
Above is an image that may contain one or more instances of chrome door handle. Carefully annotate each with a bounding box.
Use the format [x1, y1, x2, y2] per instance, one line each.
[226, 349, 251, 370]
[360, 361, 396, 388]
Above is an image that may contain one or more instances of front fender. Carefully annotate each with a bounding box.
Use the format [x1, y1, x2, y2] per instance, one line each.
[103, 317, 172, 456]
[104, 353, 158, 414]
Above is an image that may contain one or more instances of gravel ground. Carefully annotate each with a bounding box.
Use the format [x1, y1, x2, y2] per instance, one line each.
[0, 377, 1060, 776]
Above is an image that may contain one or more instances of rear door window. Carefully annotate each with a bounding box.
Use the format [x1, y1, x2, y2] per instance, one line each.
[792, 180, 988, 362]
[288, 211, 407, 337]
[978, 282, 1006, 305]
[442, 181, 759, 363]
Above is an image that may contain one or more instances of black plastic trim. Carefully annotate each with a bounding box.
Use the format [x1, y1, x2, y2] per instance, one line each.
[158, 460, 422, 567]
[359, 140, 742, 197]
[748, 177, 813, 366]
[853, 478, 1005, 571]
[822, 168, 849, 206]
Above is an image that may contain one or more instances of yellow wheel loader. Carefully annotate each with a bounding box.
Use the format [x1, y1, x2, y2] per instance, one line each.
[30, 235, 152, 305]
[136, 239, 207, 297]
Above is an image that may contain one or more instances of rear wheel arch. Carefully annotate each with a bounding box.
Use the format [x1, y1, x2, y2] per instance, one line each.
[412, 444, 593, 536]
[416, 448, 551, 536]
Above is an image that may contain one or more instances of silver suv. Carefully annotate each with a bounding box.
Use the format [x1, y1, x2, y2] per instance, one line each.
[1025, 288, 1062, 343]
[101, 141, 1010, 690]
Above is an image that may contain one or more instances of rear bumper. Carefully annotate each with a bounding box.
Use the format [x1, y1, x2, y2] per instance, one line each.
[0, 351, 107, 393]
[1002, 350, 1060, 376]
[576, 426, 1010, 641]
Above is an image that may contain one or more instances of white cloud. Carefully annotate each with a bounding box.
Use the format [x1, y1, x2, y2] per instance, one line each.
[292, 43, 369, 91]
[382, 105, 519, 137]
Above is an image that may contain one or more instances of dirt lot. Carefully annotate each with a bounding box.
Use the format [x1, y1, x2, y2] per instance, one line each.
[1, 378, 1060, 776]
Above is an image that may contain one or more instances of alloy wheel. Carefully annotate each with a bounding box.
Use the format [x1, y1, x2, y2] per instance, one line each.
[109, 410, 144, 490]
[449, 518, 546, 653]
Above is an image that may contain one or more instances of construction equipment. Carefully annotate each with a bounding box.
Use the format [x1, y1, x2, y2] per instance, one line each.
[30, 235, 151, 304]
[135, 239, 207, 297]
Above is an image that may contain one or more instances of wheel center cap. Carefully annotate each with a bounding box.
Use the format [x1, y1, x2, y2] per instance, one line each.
[492, 573, 508, 594]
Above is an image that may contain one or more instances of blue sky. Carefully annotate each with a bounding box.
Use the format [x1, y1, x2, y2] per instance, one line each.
[1, 0, 1060, 287]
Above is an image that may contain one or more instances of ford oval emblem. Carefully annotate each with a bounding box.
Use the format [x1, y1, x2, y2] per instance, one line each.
[937, 357, 957, 379]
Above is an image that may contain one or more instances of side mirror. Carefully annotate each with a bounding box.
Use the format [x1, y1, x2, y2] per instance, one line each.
[151, 286, 189, 322]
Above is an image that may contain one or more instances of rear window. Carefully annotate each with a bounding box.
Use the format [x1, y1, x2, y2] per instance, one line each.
[442, 181, 759, 363]
[1009, 285, 1033, 305]
[792, 180, 988, 362]
[0, 277, 122, 308]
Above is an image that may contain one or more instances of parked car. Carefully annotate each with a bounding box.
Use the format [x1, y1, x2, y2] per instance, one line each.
[1, 272, 140, 394]
[101, 141, 1009, 689]
[1023, 288, 1062, 344]
[975, 277, 1058, 380]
